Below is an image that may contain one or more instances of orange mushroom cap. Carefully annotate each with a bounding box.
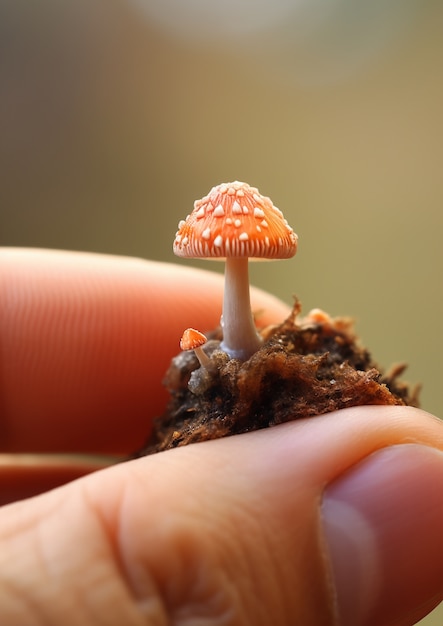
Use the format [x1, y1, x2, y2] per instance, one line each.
[173, 181, 298, 260]
[180, 328, 208, 351]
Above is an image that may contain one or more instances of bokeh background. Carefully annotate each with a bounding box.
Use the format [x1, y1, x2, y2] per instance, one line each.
[0, 1, 442, 622]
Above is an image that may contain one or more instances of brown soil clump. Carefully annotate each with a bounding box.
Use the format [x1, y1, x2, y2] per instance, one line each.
[137, 302, 418, 456]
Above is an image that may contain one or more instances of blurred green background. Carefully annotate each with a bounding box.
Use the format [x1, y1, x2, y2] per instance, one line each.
[0, 1, 442, 622]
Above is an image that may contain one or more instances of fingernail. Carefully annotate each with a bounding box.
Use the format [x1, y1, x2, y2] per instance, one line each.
[322, 444, 443, 626]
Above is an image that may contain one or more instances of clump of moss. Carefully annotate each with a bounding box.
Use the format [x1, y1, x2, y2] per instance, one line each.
[136, 301, 418, 456]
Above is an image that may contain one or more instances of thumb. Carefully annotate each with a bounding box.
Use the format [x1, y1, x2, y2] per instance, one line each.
[1, 406, 443, 626]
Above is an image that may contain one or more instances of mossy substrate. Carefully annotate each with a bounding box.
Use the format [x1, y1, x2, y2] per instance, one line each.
[137, 302, 418, 456]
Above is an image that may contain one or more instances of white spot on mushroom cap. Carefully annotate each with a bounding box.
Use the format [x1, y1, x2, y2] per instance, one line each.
[232, 200, 242, 214]
[234, 219, 241, 227]
[239, 232, 249, 241]
[214, 235, 223, 247]
[253, 207, 265, 219]
[214, 205, 225, 217]
[202, 228, 211, 240]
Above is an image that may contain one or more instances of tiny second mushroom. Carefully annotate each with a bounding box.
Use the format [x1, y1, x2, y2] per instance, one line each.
[180, 328, 211, 369]
[174, 181, 298, 360]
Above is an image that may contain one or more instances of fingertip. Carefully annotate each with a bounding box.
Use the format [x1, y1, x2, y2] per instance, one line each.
[0, 249, 290, 454]
[323, 444, 443, 625]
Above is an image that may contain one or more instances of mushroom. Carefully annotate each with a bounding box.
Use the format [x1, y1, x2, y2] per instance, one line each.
[174, 181, 298, 360]
[305, 308, 333, 326]
[180, 328, 211, 368]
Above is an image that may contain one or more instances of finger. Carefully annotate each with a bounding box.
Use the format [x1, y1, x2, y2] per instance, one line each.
[0, 248, 289, 454]
[0, 454, 111, 506]
[1, 407, 442, 625]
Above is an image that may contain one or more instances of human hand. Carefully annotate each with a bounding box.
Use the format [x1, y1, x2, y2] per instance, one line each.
[1, 248, 443, 625]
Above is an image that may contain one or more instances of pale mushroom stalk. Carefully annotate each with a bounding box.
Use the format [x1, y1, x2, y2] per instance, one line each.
[194, 345, 211, 369]
[220, 257, 262, 360]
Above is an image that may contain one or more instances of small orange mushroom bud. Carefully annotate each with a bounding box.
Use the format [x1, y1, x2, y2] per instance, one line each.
[304, 308, 338, 335]
[180, 328, 211, 369]
[306, 308, 333, 326]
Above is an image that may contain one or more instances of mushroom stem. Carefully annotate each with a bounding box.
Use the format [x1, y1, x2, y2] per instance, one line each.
[194, 346, 211, 369]
[220, 257, 262, 360]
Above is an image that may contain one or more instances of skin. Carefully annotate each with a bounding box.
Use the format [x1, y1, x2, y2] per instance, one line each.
[1, 248, 443, 626]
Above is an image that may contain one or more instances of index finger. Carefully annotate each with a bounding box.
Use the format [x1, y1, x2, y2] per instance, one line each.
[0, 248, 290, 455]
